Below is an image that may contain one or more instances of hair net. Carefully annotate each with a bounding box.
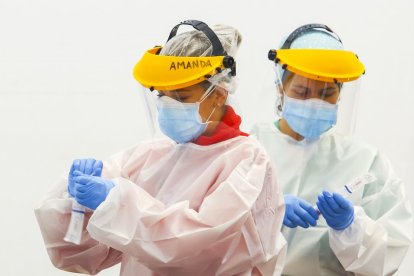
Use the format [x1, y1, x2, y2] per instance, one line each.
[159, 24, 242, 93]
[288, 29, 343, 50]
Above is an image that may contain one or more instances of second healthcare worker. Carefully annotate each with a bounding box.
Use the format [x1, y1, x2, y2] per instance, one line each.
[252, 24, 413, 275]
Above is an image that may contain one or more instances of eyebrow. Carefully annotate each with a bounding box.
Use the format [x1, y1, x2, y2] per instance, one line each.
[292, 85, 337, 90]
[292, 85, 309, 90]
[175, 88, 194, 94]
[319, 86, 338, 92]
[174, 93, 193, 99]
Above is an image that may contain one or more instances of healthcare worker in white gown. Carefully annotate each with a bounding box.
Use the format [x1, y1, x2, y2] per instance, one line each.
[252, 23, 413, 275]
[35, 20, 287, 276]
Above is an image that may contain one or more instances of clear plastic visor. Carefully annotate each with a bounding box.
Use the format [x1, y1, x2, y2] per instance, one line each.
[137, 76, 242, 143]
[275, 65, 361, 137]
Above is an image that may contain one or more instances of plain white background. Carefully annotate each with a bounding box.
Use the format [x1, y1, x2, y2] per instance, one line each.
[1, 0, 413, 275]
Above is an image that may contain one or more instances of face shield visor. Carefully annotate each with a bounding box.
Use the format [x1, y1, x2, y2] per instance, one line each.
[132, 20, 241, 144]
[268, 48, 365, 139]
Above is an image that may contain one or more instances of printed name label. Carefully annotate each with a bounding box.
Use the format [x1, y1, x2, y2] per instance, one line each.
[170, 60, 212, 70]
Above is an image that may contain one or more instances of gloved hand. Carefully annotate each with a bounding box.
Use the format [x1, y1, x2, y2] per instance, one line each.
[72, 171, 115, 210]
[283, 195, 319, 228]
[316, 191, 354, 230]
[68, 159, 103, 197]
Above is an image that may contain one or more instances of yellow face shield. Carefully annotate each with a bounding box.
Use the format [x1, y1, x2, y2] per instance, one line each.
[268, 49, 365, 83]
[133, 47, 234, 91]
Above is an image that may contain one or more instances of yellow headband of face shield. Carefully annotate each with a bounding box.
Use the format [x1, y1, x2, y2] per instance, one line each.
[268, 49, 365, 83]
[133, 47, 234, 91]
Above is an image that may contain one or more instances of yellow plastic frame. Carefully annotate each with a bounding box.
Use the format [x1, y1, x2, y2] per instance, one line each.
[133, 47, 227, 91]
[275, 49, 365, 83]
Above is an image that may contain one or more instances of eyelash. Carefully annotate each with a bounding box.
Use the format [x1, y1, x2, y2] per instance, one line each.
[294, 90, 307, 96]
[293, 92, 335, 99]
[321, 91, 335, 97]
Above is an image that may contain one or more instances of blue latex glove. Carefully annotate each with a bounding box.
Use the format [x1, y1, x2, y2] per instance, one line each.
[72, 171, 115, 210]
[316, 191, 354, 230]
[283, 195, 319, 228]
[68, 159, 103, 197]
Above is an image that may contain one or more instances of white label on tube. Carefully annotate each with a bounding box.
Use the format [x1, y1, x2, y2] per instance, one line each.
[64, 201, 86, 245]
[342, 172, 377, 197]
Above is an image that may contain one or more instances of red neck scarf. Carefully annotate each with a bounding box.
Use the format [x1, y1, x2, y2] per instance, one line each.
[193, 106, 248, 146]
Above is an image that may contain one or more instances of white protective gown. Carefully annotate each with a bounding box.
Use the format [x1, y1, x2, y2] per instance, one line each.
[35, 136, 287, 276]
[251, 122, 413, 276]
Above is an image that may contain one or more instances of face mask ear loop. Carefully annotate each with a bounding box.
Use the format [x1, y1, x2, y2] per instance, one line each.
[199, 84, 216, 103]
[198, 84, 218, 124]
[203, 106, 217, 124]
[275, 64, 287, 112]
[279, 85, 287, 111]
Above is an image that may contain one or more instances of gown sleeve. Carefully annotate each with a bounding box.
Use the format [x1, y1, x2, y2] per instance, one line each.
[34, 143, 152, 274]
[34, 176, 122, 275]
[329, 152, 413, 275]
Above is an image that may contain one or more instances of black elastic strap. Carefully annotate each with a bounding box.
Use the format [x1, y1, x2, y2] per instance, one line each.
[167, 20, 227, 56]
[281, 23, 342, 49]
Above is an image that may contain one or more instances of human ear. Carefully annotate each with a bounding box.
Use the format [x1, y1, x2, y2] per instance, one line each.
[212, 87, 228, 107]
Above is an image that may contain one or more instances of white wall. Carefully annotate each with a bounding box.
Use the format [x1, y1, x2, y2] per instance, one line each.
[1, 0, 413, 275]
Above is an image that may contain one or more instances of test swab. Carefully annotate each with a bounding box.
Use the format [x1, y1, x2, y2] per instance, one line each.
[315, 172, 377, 213]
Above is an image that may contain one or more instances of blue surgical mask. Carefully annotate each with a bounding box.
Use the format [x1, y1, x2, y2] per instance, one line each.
[156, 88, 215, 144]
[282, 95, 338, 139]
